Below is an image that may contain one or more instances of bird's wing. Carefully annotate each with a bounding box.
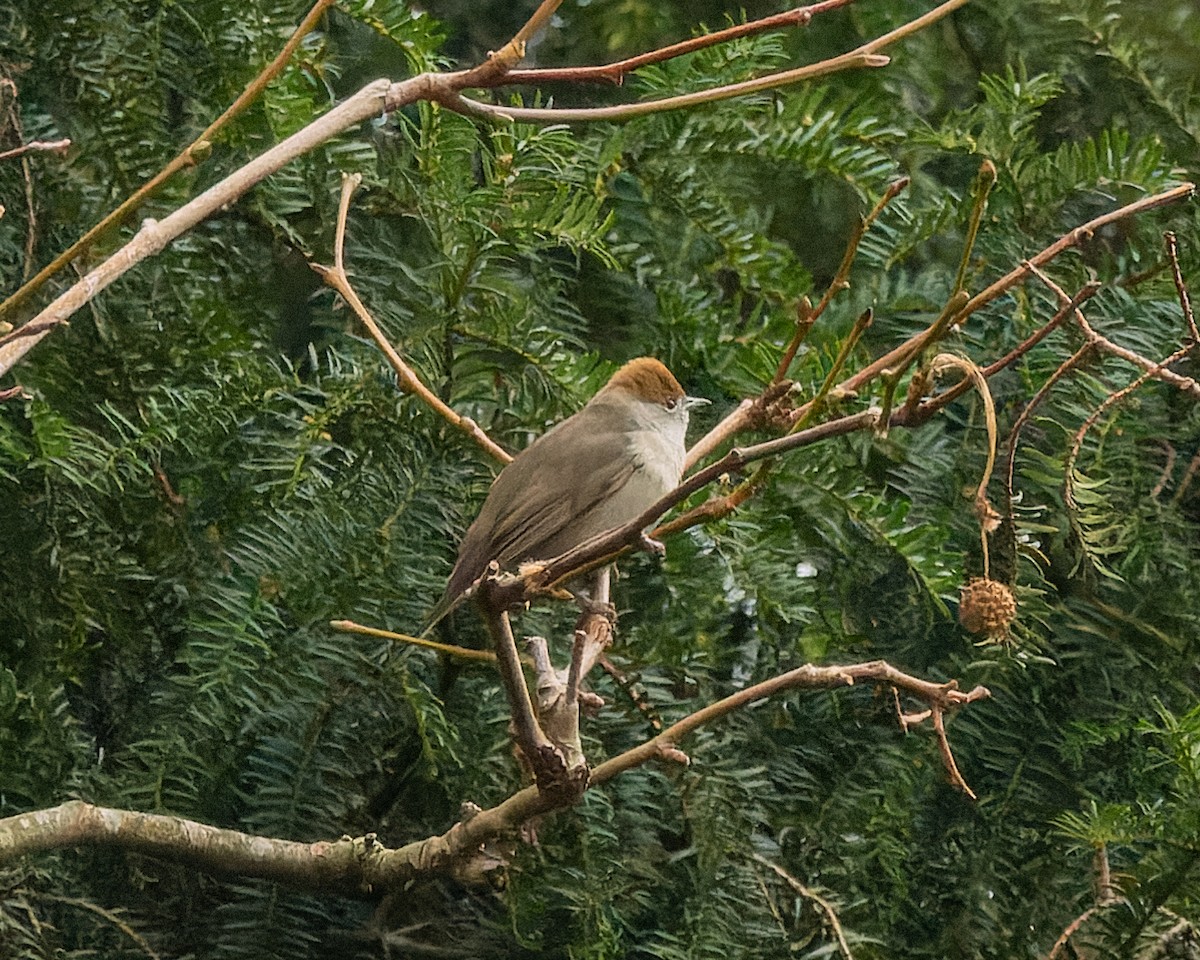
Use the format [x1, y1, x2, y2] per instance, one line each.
[445, 407, 640, 602]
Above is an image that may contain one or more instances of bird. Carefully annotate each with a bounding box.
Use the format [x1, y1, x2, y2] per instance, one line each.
[422, 357, 706, 632]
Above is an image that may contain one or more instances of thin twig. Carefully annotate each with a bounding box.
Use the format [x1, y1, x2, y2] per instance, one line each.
[1173, 449, 1200, 506]
[1025, 265, 1200, 478]
[311, 173, 513, 464]
[752, 853, 855, 960]
[503, 0, 859, 87]
[463, 0, 565, 85]
[445, 50, 890, 123]
[952, 184, 1196, 334]
[952, 160, 997, 297]
[1150, 441, 1177, 501]
[587, 661, 989, 795]
[597, 655, 662, 732]
[1046, 904, 1106, 960]
[931, 704, 975, 799]
[775, 178, 908, 384]
[791, 308, 873, 431]
[329, 619, 497, 663]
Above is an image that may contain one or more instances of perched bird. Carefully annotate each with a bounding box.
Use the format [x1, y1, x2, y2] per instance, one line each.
[423, 357, 706, 631]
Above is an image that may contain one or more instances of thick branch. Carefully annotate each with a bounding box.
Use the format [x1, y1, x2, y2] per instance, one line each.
[0, 662, 987, 890]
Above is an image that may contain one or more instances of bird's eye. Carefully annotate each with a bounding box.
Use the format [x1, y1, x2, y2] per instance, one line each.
[665, 397, 678, 411]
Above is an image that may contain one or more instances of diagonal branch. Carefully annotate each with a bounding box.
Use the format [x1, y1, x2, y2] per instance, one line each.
[311, 173, 512, 463]
[0, 0, 338, 325]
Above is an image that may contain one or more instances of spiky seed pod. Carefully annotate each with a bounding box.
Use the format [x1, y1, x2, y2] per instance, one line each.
[959, 577, 1017, 638]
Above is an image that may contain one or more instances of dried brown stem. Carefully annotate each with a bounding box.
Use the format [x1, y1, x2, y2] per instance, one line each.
[311, 173, 512, 463]
[1164, 231, 1198, 342]
[0, 0, 338, 325]
[504, 0, 859, 87]
[774, 298, 817, 386]
[455, 0, 974, 122]
[752, 853, 854, 960]
[931, 353, 998, 577]
[685, 379, 796, 470]
[589, 660, 988, 794]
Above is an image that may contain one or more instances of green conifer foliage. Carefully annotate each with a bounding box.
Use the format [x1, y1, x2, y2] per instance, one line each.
[1, 0, 1199, 956]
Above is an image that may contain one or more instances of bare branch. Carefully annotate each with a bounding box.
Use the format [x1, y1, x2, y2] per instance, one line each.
[444, 50, 890, 124]
[0, 138, 70, 162]
[1029, 263, 1200, 400]
[0, 75, 413, 377]
[503, 0, 860, 87]
[312, 174, 512, 464]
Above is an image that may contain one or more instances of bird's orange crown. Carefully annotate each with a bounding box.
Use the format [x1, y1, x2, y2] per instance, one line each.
[600, 357, 684, 405]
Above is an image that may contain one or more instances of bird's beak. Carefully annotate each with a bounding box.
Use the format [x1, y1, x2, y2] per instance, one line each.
[683, 396, 710, 411]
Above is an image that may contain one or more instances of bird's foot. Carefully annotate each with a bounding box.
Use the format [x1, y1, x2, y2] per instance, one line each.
[572, 593, 617, 622]
[636, 531, 666, 557]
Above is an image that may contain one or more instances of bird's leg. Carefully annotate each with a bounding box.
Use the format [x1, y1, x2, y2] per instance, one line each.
[568, 567, 615, 703]
[480, 574, 586, 796]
